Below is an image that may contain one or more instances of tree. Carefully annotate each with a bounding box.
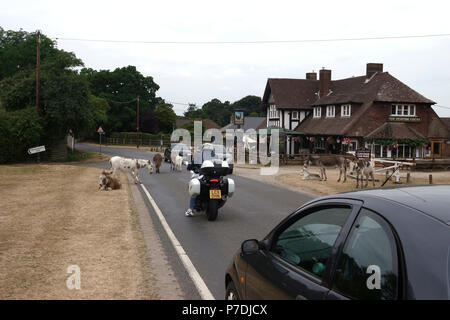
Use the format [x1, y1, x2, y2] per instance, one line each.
[202, 98, 232, 127]
[183, 103, 206, 119]
[81, 66, 161, 133]
[231, 95, 263, 116]
[154, 104, 177, 133]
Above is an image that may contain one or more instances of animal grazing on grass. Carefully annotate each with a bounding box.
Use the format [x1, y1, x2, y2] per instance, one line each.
[300, 164, 322, 181]
[305, 154, 348, 182]
[109, 156, 153, 184]
[99, 170, 122, 191]
[152, 153, 163, 174]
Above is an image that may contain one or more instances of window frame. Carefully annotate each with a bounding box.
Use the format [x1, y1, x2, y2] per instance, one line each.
[391, 104, 416, 117]
[341, 104, 351, 117]
[291, 110, 299, 120]
[265, 199, 363, 286]
[329, 208, 403, 300]
[313, 107, 322, 118]
[326, 105, 336, 118]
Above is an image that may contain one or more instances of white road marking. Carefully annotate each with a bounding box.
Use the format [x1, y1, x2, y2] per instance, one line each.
[139, 183, 215, 300]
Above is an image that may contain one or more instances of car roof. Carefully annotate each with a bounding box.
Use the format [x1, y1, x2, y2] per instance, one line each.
[324, 185, 450, 225]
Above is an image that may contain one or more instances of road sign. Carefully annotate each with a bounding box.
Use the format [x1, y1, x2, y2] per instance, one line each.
[28, 145, 46, 155]
[97, 126, 104, 134]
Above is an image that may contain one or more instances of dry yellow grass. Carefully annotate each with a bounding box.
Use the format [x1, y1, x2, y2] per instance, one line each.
[235, 165, 450, 197]
[0, 164, 155, 299]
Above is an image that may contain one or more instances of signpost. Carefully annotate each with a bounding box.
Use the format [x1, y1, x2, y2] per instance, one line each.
[97, 126, 105, 153]
[28, 145, 46, 163]
[356, 147, 371, 159]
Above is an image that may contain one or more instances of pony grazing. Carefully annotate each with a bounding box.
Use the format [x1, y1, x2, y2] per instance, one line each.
[305, 154, 348, 182]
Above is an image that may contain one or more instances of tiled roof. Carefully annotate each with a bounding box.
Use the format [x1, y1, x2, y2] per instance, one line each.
[221, 117, 266, 131]
[263, 72, 435, 111]
[263, 78, 319, 109]
[365, 122, 425, 139]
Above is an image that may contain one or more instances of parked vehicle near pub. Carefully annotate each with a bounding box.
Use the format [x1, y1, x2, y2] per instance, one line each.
[225, 185, 450, 300]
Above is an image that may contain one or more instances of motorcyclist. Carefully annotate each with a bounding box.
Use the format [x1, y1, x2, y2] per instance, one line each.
[185, 142, 216, 217]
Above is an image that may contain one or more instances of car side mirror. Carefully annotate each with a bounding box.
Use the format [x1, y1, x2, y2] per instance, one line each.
[241, 239, 260, 255]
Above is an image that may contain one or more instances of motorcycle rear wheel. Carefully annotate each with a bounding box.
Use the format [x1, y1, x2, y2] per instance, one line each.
[207, 199, 219, 221]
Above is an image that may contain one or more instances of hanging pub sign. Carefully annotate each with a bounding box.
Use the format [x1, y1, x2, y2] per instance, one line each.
[234, 110, 244, 125]
[356, 147, 371, 159]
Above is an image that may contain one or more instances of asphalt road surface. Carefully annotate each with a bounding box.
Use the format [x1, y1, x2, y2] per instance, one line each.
[77, 143, 314, 299]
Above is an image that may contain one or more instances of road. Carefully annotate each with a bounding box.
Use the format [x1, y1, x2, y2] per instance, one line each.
[77, 143, 314, 299]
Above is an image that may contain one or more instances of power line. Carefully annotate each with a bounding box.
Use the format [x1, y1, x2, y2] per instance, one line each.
[434, 104, 450, 110]
[54, 33, 450, 45]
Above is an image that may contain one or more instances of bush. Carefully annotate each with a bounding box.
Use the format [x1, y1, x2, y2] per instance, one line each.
[109, 132, 171, 141]
[0, 107, 44, 163]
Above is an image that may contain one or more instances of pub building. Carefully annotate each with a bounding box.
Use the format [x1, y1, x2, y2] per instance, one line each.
[261, 63, 450, 159]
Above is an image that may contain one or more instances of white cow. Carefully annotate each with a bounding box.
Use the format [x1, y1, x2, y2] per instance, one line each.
[109, 156, 153, 184]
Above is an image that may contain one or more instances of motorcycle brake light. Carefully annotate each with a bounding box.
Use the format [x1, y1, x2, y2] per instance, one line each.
[209, 179, 219, 182]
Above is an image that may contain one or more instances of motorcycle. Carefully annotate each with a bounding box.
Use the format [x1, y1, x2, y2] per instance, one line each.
[187, 159, 235, 221]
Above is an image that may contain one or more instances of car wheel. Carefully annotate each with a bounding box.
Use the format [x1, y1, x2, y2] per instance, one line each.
[225, 281, 240, 300]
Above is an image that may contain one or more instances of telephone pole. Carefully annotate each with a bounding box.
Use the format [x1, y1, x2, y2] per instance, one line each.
[136, 96, 140, 148]
[36, 30, 41, 114]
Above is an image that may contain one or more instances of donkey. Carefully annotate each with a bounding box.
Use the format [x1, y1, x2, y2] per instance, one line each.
[353, 159, 375, 188]
[305, 154, 347, 182]
[300, 164, 322, 181]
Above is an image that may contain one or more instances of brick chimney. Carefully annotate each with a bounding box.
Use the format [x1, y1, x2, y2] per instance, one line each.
[306, 72, 317, 80]
[319, 68, 331, 97]
[366, 63, 383, 78]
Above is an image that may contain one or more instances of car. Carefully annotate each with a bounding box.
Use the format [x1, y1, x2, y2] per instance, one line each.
[225, 185, 450, 300]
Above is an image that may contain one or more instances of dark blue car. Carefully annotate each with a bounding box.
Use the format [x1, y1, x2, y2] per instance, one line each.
[225, 185, 450, 300]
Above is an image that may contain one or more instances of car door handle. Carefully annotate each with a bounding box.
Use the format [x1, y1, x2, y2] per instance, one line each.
[296, 294, 307, 300]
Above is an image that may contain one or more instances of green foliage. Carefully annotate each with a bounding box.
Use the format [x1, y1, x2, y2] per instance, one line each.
[183, 95, 263, 127]
[109, 132, 171, 143]
[0, 107, 44, 163]
[154, 104, 177, 133]
[81, 66, 162, 133]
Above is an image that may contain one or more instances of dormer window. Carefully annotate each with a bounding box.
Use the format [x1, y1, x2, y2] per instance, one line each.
[326, 105, 335, 117]
[392, 104, 415, 116]
[341, 104, 351, 117]
[313, 107, 321, 118]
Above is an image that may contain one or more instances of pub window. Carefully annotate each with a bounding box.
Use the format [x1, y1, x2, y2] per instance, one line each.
[313, 107, 322, 118]
[292, 111, 299, 119]
[341, 104, 351, 117]
[326, 105, 335, 117]
[392, 104, 416, 117]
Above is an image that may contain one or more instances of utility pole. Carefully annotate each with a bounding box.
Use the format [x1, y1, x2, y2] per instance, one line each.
[36, 30, 41, 114]
[136, 96, 140, 148]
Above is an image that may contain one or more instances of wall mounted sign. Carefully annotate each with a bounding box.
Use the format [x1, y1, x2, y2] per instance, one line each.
[388, 116, 422, 123]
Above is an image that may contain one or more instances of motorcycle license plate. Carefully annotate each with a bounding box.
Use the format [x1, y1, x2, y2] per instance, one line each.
[209, 189, 221, 199]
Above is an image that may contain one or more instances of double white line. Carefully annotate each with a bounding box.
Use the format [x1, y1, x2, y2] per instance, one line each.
[139, 184, 215, 300]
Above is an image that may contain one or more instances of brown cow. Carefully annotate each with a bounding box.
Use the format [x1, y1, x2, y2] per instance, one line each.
[99, 170, 122, 190]
[153, 153, 163, 174]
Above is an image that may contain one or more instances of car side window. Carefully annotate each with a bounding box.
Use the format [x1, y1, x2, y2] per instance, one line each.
[272, 206, 352, 279]
[332, 208, 399, 300]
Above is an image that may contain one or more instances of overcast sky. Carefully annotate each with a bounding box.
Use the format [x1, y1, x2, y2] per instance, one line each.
[2, 0, 450, 117]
